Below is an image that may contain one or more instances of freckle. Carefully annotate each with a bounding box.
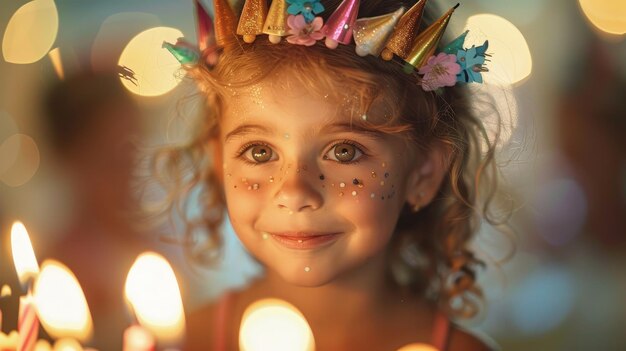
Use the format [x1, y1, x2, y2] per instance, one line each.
[297, 168, 301, 173]
[381, 196, 384, 200]
[252, 183, 259, 190]
[322, 185, 325, 188]
[384, 172, 389, 178]
[339, 192, 344, 197]
[370, 193, 375, 198]
[269, 176, 274, 183]
[352, 178, 359, 185]
[234, 185, 237, 189]
[392, 184, 395, 188]
[339, 182, 346, 188]
[380, 181, 385, 186]
[304, 266, 311, 272]
[351, 191, 357, 196]
[371, 172, 376, 178]
[227, 173, 232, 177]
[319, 174, 325, 180]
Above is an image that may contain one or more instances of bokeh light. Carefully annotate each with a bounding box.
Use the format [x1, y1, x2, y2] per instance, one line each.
[510, 263, 576, 336]
[47, 47, 64, 80]
[0, 134, 40, 187]
[464, 14, 532, 86]
[396, 343, 439, 351]
[118, 26, 184, 97]
[2, 0, 59, 64]
[578, 0, 626, 35]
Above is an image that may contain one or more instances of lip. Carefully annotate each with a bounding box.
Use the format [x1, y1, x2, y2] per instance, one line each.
[267, 231, 342, 250]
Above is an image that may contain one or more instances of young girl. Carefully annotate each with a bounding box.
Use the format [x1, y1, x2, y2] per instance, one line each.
[156, 0, 505, 349]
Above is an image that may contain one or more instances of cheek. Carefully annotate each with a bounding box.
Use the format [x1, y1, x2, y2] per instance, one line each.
[321, 162, 404, 230]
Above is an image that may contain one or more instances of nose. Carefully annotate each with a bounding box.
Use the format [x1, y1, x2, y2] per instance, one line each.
[273, 166, 323, 213]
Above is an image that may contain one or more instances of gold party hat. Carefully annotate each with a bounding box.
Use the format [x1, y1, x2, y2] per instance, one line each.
[381, 0, 427, 60]
[237, 0, 268, 43]
[263, 0, 289, 41]
[213, 0, 238, 47]
[405, 4, 458, 69]
[354, 7, 405, 57]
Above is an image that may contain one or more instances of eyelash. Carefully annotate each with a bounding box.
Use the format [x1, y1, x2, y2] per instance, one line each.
[234, 139, 369, 165]
[324, 139, 368, 165]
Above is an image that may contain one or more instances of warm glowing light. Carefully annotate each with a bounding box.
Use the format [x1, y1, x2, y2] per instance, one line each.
[52, 338, 83, 351]
[0, 134, 40, 187]
[118, 27, 184, 97]
[0, 331, 18, 349]
[2, 0, 59, 64]
[239, 299, 315, 351]
[11, 221, 39, 285]
[579, 0, 626, 35]
[34, 260, 93, 342]
[48, 48, 64, 80]
[34, 339, 52, 351]
[125, 252, 185, 345]
[1, 284, 11, 297]
[464, 14, 532, 85]
[396, 343, 440, 351]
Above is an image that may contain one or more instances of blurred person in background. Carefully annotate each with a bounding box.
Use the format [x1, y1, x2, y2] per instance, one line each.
[38, 70, 156, 349]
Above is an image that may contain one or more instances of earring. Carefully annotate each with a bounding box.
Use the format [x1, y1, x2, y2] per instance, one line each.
[411, 191, 425, 213]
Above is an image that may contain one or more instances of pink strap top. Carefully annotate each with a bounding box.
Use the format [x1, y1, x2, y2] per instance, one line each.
[212, 293, 450, 350]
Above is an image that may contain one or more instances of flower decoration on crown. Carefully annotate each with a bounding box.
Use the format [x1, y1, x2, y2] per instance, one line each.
[163, 0, 492, 92]
[287, 0, 325, 23]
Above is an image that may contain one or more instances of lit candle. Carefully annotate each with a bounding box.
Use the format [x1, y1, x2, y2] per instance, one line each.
[239, 299, 315, 351]
[52, 338, 83, 351]
[33, 260, 93, 346]
[124, 252, 185, 350]
[11, 221, 41, 351]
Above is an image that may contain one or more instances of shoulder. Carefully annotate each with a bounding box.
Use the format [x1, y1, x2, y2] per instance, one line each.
[447, 325, 499, 351]
[185, 301, 220, 351]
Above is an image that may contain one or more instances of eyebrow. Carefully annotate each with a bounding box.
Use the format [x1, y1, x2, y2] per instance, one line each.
[224, 124, 273, 142]
[320, 122, 386, 140]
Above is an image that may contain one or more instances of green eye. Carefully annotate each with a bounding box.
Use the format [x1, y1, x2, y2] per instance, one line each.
[325, 142, 363, 163]
[246, 144, 275, 163]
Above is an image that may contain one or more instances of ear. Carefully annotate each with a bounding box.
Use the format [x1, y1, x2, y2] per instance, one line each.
[405, 142, 452, 210]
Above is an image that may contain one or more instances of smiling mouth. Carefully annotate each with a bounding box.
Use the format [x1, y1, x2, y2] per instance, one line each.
[265, 232, 342, 250]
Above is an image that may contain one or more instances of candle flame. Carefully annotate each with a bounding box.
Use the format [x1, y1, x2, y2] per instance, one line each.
[124, 252, 185, 345]
[239, 299, 315, 351]
[33, 260, 93, 342]
[11, 221, 39, 285]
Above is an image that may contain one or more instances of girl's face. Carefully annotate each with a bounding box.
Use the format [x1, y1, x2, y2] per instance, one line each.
[218, 76, 421, 286]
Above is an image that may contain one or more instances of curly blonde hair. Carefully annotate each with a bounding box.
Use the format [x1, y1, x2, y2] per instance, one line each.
[150, 0, 511, 320]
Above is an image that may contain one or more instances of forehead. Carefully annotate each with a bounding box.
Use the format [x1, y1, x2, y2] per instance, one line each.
[220, 74, 395, 136]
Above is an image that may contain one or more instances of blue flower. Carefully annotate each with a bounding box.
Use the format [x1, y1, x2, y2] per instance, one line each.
[287, 0, 325, 23]
[456, 40, 489, 84]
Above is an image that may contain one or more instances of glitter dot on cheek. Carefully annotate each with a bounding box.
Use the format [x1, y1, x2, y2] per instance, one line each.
[304, 266, 311, 272]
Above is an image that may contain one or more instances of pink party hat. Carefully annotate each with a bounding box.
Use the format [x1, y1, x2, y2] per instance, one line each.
[322, 0, 361, 46]
[195, 0, 215, 51]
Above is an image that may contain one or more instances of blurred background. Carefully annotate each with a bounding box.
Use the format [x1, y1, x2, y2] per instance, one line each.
[0, 0, 624, 350]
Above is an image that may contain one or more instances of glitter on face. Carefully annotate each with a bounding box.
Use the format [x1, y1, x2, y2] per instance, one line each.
[380, 181, 385, 186]
[371, 172, 376, 178]
[339, 192, 344, 196]
[339, 182, 346, 188]
[370, 193, 375, 198]
[361, 114, 367, 120]
[262, 232, 269, 240]
[284, 133, 290, 139]
[269, 176, 274, 183]
[252, 183, 259, 190]
[250, 85, 264, 109]
[289, 210, 294, 215]
[304, 266, 311, 272]
[382, 162, 386, 168]
[351, 191, 357, 196]
[227, 173, 232, 177]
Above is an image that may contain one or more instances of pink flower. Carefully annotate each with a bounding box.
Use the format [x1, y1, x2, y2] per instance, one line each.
[418, 52, 462, 91]
[287, 15, 324, 46]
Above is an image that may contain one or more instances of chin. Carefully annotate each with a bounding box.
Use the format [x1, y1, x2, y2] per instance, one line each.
[274, 266, 338, 287]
